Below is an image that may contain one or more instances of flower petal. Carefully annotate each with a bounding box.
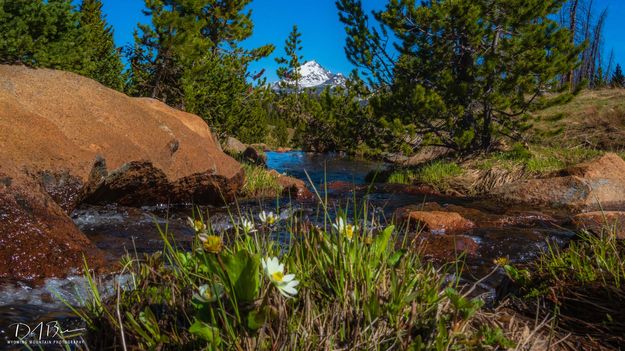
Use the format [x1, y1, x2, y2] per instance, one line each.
[280, 284, 298, 296]
[286, 280, 299, 288]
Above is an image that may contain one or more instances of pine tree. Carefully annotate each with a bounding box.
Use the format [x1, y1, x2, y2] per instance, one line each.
[612, 64, 625, 88]
[337, 0, 582, 152]
[275, 25, 304, 91]
[79, 0, 125, 90]
[126, 1, 186, 107]
[274, 25, 306, 126]
[0, 0, 87, 70]
[127, 0, 274, 139]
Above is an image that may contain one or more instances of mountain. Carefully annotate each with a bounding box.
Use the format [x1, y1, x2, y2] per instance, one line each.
[272, 61, 346, 93]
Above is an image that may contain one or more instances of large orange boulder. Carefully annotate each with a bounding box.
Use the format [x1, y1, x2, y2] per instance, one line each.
[495, 153, 625, 211]
[0, 65, 243, 281]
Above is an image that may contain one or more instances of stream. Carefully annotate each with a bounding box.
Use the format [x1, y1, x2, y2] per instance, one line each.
[0, 151, 575, 347]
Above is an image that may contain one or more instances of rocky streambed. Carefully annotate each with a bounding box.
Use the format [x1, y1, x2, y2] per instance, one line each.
[0, 151, 583, 339]
[2, 65, 625, 348]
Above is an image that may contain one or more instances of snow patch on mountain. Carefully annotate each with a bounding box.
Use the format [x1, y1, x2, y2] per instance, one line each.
[272, 61, 346, 92]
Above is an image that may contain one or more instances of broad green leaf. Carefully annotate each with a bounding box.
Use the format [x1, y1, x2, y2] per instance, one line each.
[388, 249, 406, 268]
[247, 306, 271, 330]
[189, 319, 221, 346]
[222, 249, 260, 302]
[372, 225, 394, 258]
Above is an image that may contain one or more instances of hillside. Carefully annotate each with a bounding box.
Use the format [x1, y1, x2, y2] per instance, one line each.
[532, 89, 625, 151]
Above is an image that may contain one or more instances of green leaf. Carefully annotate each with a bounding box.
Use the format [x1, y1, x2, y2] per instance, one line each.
[247, 306, 271, 330]
[388, 249, 406, 268]
[372, 225, 394, 258]
[189, 319, 221, 346]
[222, 249, 260, 302]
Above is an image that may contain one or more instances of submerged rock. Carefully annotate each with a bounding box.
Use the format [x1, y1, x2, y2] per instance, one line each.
[0, 65, 243, 281]
[572, 211, 625, 239]
[395, 205, 475, 233]
[494, 153, 625, 211]
[416, 234, 479, 261]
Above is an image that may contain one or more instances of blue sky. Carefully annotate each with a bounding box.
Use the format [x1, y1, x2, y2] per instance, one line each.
[101, 0, 625, 83]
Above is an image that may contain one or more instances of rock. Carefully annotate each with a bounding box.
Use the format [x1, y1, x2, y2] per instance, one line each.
[384, 146, 453, 166]
[416, 234, 479, 261]
[326, 181, 365, 194]
[373, 183, 441, 197]
[0, 175, 105, 281]
[223, 136, 247, 155]
[275, 147, 293, 153]
[0, 65, 243, 281]
[395, 205, 475, 233]
[402, 146, 454, 167]
[212, 132, 223, 152]
[572, 211, 625, 239]
[268, 170, 313, 200]
[417, 202, 557, 228]
[243, 146, 267, 166]
[495, 153, 625, 211]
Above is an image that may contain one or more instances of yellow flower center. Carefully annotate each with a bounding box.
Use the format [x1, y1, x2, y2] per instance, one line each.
[345, 225, 355, 240]
[493, 257, 509, 266]
[194, 220, 204, 232]
[203, 235, 223, 254]
[271, 271, 284, 282]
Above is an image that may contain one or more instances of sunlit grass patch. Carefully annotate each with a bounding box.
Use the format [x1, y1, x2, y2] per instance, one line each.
[536, 230, 625, 288]
[385, 161, 463, 189]
[385, 168, 419, 185]
[240, 164, 283, 198]
[475, 144, 603, 175]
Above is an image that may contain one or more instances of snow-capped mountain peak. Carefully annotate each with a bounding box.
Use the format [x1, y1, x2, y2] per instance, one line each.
[273, 60, 346, 92]
[297, 61, 332, 88]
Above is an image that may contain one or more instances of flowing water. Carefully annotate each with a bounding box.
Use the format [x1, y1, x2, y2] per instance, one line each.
[0, 151, 576, 348]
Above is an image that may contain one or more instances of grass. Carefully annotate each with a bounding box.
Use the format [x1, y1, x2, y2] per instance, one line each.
[386, 160, 463, 189]
[502, 224, 625, 348]
[70, 197, 531, 350]
[531, 88, 625, 150]
[240, 164, 283, 198]
[475, 143, 604, 175]
[530, 229, 625, 291]
[382, 143, 608, 197]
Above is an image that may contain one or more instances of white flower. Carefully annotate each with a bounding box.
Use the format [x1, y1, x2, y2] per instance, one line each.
[240, 218, 256, 233]
[332, 217, 357, 241]
[187, 217, 207, 233]
[261, 257, 299, 298]
[259, 211, 279, 225]
[194, 283, 224, 303]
